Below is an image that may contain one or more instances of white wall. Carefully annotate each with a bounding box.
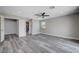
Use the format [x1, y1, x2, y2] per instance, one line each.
[28, 20, 32, 34]
[32, 20, 40, 35]
[0, 17, 1, 40]
[18, 20, 26, 37]
[40, 14, 79, 39]
[0, 16, 4, 42]
[4, 19, 18, 35]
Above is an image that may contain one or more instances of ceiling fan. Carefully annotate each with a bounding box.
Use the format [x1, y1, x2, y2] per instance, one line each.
[35, 6, 55, 18]
[35, 12, 49, 18]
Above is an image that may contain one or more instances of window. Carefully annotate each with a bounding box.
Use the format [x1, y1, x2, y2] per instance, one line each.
[41, 21, 46, 29]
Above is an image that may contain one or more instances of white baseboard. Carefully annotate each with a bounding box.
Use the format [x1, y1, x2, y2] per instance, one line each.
[40, 32, 79, 40]
[32, 32, 41, 35]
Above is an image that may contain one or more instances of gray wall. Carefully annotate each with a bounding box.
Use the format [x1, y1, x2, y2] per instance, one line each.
[40, 14, 79, 39]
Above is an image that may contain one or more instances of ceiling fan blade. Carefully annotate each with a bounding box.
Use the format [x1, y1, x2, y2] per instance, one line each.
[35, 14, 42, 16]
[44, 15, 49, 16]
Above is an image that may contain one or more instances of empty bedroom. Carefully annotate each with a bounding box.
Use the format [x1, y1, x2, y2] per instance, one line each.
[0, 6, 79, 53]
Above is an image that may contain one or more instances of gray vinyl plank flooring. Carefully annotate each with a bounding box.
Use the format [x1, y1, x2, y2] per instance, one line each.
[0, 34, 79, 53]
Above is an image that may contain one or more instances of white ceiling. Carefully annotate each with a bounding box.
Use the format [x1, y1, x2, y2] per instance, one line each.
[0, 6, 78, 20]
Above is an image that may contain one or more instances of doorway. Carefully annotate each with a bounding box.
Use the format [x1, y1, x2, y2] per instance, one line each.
[26, 22, 29, 35]
[26, 19, 32, 35]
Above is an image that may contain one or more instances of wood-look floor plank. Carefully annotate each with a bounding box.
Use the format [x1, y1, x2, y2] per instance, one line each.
[0, 34, 79, 53]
